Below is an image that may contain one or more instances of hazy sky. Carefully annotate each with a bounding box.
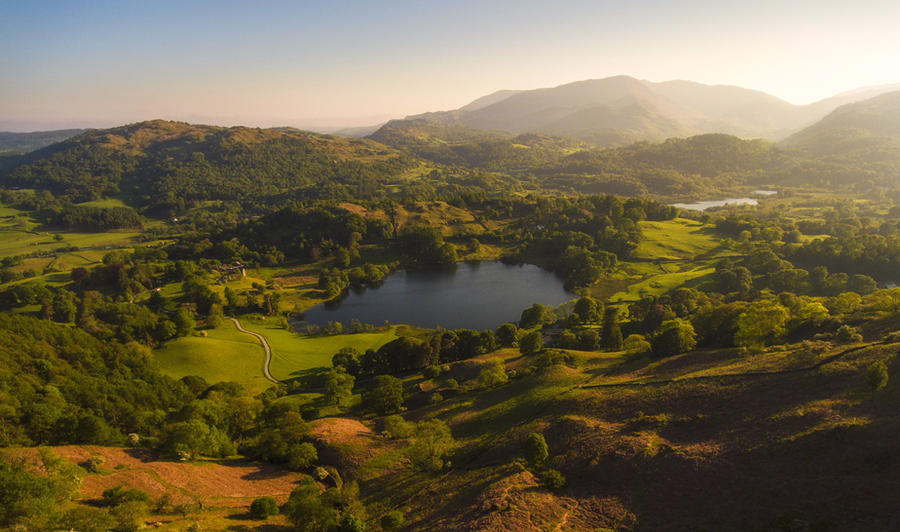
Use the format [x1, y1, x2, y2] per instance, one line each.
[2, 0, 899, 131]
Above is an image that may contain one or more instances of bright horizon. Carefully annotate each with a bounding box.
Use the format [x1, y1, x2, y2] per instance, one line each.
[2, 0, 900, 132]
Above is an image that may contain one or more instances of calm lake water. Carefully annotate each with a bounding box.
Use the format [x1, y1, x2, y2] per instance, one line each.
[300, 261, 573, 330]
[671, 190, 777, 211]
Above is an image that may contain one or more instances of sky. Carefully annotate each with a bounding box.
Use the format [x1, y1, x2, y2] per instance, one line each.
[2, 0, 899, 131]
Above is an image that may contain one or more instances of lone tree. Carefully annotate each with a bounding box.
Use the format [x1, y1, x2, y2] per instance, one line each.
[409, 419, 455, 472]
[363, 375, 404, 415]
[250, 496, 279, 519]
[523, 432, 549, 467]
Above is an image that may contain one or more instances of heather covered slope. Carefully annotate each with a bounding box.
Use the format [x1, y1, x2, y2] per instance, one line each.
[346, 342, 900, 531]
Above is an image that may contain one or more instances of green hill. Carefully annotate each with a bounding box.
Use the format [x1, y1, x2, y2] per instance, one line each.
[0, 120, 413, 209]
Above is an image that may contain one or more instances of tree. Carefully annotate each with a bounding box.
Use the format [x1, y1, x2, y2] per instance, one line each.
[363, 375, 404, 415]
[523, 432, 548, 467]
[382, 415, 415, 439]
[734, 300, 790, 347]
[600, 307, 623, 350]
[288, 442, 318, 471]
[496, 323, 519, 347]
[651, 319, 697, 358]
[519, 303, 550, 329]
[519, 330, 543, 355]
[51, 290, 77, 323]
[173, 307, 195, 337]
[284, 479, 338, 532]
[250, 496, 279, 519]
[323, 369, 355, 408]
[207, 303, 225, 328]
[409, 419, 455, 472]
[577, 328, 600, 350]
[332, 347, 361, 376]
[573, 296, 602, 324]
[477, 358, 508, 388]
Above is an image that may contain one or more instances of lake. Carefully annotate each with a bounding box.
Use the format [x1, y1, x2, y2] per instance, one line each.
[670, 190, 777, 211]
[299, 261, 573, 330]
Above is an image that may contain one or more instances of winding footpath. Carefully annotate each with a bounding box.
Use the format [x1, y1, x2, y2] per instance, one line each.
[229, 317, 281, 384]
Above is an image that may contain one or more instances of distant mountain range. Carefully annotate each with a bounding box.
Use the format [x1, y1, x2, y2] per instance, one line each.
[373, 76, 900, 146]
[0, 129, 86, 154]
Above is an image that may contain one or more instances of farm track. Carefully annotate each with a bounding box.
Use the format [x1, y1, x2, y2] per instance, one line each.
[229, 317, 281, 384]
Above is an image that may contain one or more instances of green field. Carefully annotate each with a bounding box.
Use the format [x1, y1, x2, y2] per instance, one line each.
[610, 262, 716, 303]
[75, 197, 129, 208]
[154, 322, 274, 394]
[241, 320, 401, 380]
[632, 218, 722, 260]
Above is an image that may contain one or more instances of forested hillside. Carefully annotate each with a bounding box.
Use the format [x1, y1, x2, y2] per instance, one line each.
[1, 120, 415, 211]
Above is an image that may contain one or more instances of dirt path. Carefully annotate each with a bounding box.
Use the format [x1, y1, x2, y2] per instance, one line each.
[230, 317, 281, 384]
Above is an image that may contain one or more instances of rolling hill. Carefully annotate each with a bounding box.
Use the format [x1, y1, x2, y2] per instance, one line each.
[784, 90, 900, 157]
[0, 120, 413, 209]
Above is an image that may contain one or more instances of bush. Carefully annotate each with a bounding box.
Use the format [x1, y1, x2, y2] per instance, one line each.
[250, 496, 279, 519]
[101, 485, 150, 507]
[422, 365, 442, 379]
[867, 361, 889, 391]
[339, 513, 366, 532]
[382, 414, 414, 439]
[109, 500, 148, 532]
[84, 455, 105, 473]
[623, 334, 651, 356]
[835, 325, 863, 344]
[381, 510, 405, 530]
[524, 432, 549, 467]
[477, 358, 508, 388]
[540, 469, 566, 490]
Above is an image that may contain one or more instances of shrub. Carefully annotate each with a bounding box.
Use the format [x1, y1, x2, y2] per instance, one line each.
[524, 432, 549, 467]
[382, 414, 415, 439]
[867, 361, 889, 391]
[477, 358, 508, 388]
[540, 469, 566, 490]
[109, 500, 148, 532]
[409, 419, 455, 472]
[381, 510, 405, 531]
[250, 496, 279, 519]
[339, 513, 366, 532]
[84, 455, 105, 473]
[101, 485, 150, 507]
[623, 334, 651, 356]
[835, 325, 863, 344]
[422, 365, 442, 379]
